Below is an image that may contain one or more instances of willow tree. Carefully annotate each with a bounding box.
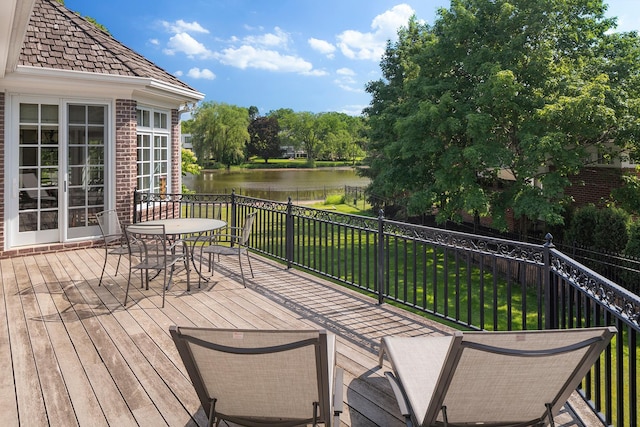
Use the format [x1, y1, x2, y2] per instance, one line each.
[364, 0, 640, 230]
[190, 102, 250, 168]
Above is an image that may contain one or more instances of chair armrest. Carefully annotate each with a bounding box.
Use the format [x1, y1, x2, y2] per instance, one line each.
[384, 371, 412, 418]
[379, 337, 388, 367]
[333, 367, 344, 418]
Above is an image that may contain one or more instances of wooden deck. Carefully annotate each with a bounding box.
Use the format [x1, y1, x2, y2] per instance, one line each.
[0, 248, 590, 426]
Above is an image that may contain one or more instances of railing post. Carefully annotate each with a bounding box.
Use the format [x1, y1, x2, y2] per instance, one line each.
[286, 197, 294, 269]
[230, 189, 236, 230]
[132, 188, 138, 223]
[544, 233, 558, 329]
[377, 209, 385, 305]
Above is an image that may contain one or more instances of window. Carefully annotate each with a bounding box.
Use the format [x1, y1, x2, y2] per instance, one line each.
[137, 107, 170, 193]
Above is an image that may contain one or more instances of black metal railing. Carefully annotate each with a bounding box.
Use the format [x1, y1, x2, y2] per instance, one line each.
[134, 190, 640, 427]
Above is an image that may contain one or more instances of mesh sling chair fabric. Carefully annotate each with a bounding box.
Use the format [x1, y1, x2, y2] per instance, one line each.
[378, 327, 617, 427]
[201, 212, 256, 287]
[96, 209, 128, 286]
[123, 224, 189, 308]
[170, 326, 344, 427]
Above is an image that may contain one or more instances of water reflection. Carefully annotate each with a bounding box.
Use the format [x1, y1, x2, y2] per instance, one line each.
[183, 167, 369, 202]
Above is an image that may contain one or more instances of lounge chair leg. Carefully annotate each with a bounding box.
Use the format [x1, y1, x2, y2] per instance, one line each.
[441, 405, 448, 427]
[312, 401, 319, 426]
[208, 398, 217, 427]
[546, 403, 555, 427]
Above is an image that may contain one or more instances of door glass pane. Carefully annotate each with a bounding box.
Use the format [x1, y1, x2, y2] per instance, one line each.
[68, 104, 106, 229]
[69, 105, 85, 124]
[41, 126, 59, 145]
[19, 212, 37, 232]
[41, 148, 58, 166]
[88, 106, 104, 125]
[68, 126, 85, 144]
[69, 166, 85, 186]
[18, 103, 60, 235]
[88, 127, 104, 145]
[20, 104, 38, 122]
[41, 211, 58, 230]
[20, 148, 38, 166]
[41, 105, 58, 124]
[20, 126, 38, 144]
[68, 147, 85, 165]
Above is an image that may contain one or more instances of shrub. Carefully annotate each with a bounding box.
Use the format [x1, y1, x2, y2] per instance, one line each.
[593, 206, 629, 252]
[624, 221, 640, 258]
[324, 194, 345, 205]
[567, 205, 598, 247]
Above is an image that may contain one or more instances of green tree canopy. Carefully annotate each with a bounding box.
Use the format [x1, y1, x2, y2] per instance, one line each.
[364, 0, 640, 229]
[190, 102, 250, 168]
[247, 116, 282, 163]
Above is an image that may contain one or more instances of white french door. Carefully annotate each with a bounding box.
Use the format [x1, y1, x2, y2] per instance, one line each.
[8, 97, 109, 247]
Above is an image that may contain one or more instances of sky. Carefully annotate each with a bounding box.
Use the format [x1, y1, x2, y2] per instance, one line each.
[64, 0, 640, 116]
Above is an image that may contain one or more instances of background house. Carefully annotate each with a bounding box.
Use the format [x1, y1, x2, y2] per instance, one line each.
[0, 0, 203, 257]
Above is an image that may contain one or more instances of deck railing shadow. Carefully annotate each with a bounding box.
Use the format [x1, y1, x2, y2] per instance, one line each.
[134, 190, 640, 427]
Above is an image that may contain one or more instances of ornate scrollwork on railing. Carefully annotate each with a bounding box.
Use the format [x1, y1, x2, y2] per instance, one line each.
[288, 205, 379, 230]
[137, 192, 231, 204]
[550, 250, 640, 328]
[382, 219, 545, 264]
[235, 196, 289, 213]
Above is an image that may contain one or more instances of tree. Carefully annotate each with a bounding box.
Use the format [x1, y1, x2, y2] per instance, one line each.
[316, 112, 366, 162]
[247, 116, 282, 163]
[190, 102, 250, 169]
[180, 148, 202, 193]
[181, 148, 202, 176]
[290, 111, 323, 166]
[364, 1, 640, 229]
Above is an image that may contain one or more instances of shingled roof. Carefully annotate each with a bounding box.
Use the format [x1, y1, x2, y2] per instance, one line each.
[19, 0, 197, 93]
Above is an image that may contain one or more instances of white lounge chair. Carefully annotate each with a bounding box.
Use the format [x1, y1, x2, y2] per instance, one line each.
[379, 327, 617, 427]
[170, 326, 343, 427]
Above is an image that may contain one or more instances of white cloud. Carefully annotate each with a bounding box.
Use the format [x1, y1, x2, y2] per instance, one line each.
[334, 67, 362, 92]
[187, 67, 216, 80]
[337, 3, 415, 61]
[175, 70, 183, 76]
[149, 38, 160, 46]
[243, 27, 290, 48]
[336, 67, 355, 76]
[164, 32, 213, 59]
[215, 45, 320, 74]
[308, 38, 336, 58]
[162, 19, 209, 34]
[339, 104, 367, 116]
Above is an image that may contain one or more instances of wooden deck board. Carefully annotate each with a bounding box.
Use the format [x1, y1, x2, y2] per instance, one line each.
[0, 248, 588, 426]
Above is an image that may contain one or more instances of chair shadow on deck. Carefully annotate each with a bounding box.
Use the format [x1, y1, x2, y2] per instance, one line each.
[20, 279, 118, 322]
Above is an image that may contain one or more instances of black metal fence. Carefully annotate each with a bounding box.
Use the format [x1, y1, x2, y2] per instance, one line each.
[134, 190, 640, 427]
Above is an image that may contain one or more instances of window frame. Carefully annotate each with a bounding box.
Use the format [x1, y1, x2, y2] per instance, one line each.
[136, 106, 170, 194]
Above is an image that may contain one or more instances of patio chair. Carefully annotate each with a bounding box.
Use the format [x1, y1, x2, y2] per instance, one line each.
[378, 326, 617, 427]
[201, 212, 256, 287]
[170, 326, 344, 427]
[96, 209, 129, 286]
[123, 223, 189, 308]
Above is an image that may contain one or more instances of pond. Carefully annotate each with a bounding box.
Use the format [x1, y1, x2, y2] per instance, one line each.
[182, 167, 369, 202]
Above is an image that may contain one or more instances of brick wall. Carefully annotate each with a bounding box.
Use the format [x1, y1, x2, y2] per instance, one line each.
[115, 99, 137, 224]
[171, 109, 180, 194]
[566, 167, 625, 208]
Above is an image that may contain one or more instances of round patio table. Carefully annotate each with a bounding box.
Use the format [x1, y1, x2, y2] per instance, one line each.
[130, 218, 227, 288]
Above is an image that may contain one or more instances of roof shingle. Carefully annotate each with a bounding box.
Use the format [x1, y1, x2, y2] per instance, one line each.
[19, 0, 197, 92]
